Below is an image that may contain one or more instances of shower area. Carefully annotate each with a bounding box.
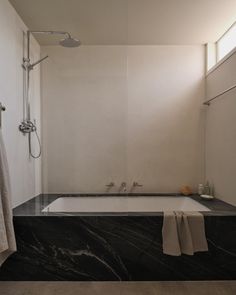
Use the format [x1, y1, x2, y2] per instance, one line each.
[19, 30, 80, 159]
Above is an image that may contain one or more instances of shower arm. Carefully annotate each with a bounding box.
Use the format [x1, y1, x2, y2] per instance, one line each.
[26, 31, 71, 56]
[25, 30, 71, 67]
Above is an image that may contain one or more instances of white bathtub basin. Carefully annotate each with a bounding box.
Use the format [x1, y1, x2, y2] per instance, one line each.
[42, 196, 210, 213]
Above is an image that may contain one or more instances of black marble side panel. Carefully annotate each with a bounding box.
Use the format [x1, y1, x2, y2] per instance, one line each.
[0, 215, 236, 281]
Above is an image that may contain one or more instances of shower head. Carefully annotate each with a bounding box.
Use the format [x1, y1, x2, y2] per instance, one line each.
[59, 36, 81, 48]
[28, 30, 81, 48]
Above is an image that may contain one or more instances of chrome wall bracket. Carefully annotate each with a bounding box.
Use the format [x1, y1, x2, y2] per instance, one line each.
[22, 56, 48, 71]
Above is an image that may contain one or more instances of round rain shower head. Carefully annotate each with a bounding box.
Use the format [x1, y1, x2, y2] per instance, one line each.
[59, 36, 81, 48]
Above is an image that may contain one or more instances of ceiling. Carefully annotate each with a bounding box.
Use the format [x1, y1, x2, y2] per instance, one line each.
[9, 0, 236, 45]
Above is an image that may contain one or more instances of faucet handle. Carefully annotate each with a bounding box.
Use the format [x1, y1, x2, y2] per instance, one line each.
[105, 182, 115, 193]
[133, 181, 143, 187]
[106, 182, 115, 187]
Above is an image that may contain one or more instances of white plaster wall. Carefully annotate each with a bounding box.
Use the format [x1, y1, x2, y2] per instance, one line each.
[42, 45, 205, 193]
[0, 0, 41, 207]
[206, 51, 236, 205]
[126, 46, 205, 192]
[42, 46, 128, 193]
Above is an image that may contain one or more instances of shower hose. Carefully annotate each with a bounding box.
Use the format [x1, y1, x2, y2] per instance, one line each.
[28, 120, 42, 159]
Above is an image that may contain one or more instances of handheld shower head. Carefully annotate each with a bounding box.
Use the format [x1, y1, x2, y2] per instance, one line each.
[59, 36, 81, 48]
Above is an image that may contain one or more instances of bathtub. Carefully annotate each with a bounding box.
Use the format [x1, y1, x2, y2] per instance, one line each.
[2, 194, 236, 281]
[42, 196, 210, 213]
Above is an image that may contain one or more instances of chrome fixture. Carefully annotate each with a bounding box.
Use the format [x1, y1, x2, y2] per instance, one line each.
[19, 30, 81, 158]
[118, 182, 127, 193]
[130, 181, 143, 193]
[105, 182, 115, 193]
[0, 103, 6, 129]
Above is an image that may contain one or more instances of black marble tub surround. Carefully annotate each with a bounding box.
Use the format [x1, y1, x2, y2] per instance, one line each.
[1, 215, 236, 280]
[13, 193, 236, 216]
[0, 194, 236, 281]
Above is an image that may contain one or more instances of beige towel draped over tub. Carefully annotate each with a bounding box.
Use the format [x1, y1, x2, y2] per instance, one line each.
[0, 130, 16, 266]
[162, 211, 208, 256]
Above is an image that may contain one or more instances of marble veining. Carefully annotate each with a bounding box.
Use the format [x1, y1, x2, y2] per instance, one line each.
[0, 194, 236, 281]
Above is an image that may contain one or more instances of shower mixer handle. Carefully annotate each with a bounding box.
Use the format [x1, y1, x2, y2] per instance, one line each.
[19, 120, 37, 134]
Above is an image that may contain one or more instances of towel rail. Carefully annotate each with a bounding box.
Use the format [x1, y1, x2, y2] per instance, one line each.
[203, 84, 236, 106]
[0, 102, 6, 129]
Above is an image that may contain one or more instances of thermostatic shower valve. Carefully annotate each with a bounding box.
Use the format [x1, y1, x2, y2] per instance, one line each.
[19, 120, 37, 134]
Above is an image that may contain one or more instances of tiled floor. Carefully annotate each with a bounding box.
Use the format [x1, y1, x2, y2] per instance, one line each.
[0, 281, 236, 295]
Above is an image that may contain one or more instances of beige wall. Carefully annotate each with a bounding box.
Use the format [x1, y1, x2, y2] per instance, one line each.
[206, 50, 236, 205]
[0, 0, 41, 207]
[42, 45, 205, 193]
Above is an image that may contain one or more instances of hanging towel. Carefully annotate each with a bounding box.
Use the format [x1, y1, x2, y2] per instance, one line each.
[0, 130, 16, 266]
[162, 211, 208, 256]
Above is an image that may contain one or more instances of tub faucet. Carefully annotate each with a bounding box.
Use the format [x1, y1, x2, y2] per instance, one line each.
[119, 182, 127, 193]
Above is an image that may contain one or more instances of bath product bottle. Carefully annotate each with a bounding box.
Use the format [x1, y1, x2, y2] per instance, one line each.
[204, 182, 210, 195]
[210, 184, 215, 197]
[198, 184, 204, 195]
